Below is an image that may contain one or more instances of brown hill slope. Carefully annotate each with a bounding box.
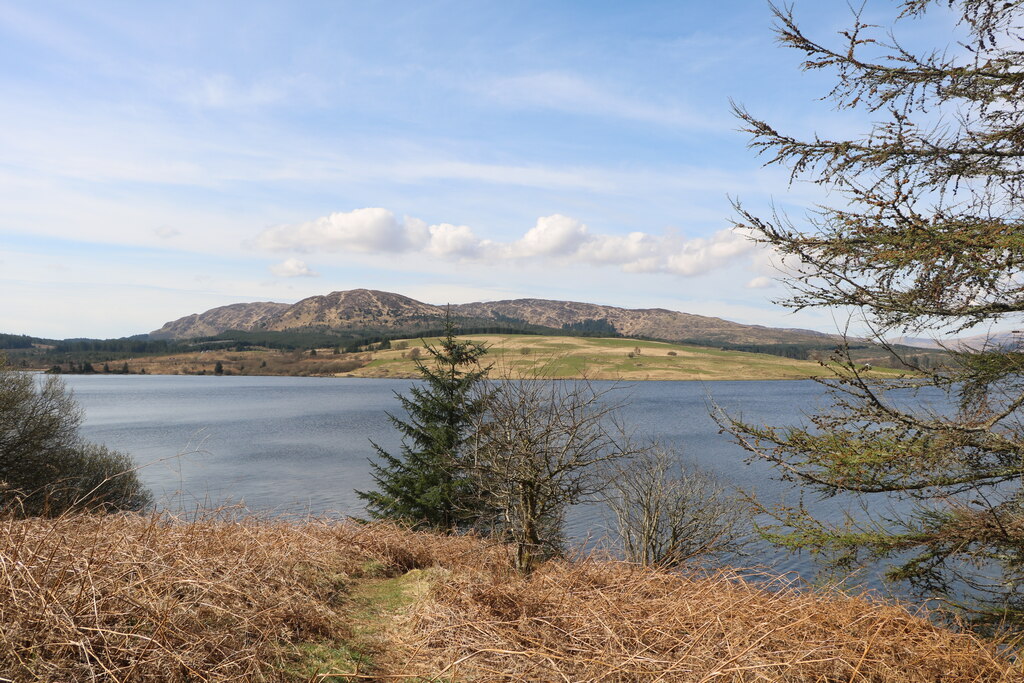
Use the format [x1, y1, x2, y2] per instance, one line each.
[265, 289, 442, 331]
[149, 301, 290, 339]
[149, 288, 834, 346]
[451, 298, 833, 345]
[149, 289, 445, 339]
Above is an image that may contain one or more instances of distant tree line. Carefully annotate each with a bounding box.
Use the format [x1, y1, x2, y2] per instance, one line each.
[0, 334, 36, 349]
[677, 338, 947, 369]
[49, 361, 141, 375]
[342, 323, 549, 353]
[560, 318, 620, 336]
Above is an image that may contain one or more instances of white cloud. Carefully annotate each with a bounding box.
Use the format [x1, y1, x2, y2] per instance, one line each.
[254, 207, 760, 279]
[427, 223, 481, 258]
[745, 275, 773, 289]
[512, 214, 589, 257]
[662, 227, 757, 276]
[749, 243, 806, 279]
[270, 257, 318, 278]
[256, 208, 425, 253]
[578, 231, 657, 265]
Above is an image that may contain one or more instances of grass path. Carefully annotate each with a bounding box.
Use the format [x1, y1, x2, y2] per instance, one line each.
[286, 566, 435, 680]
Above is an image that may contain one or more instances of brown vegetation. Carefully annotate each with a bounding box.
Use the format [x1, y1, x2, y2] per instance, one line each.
[0, 513, 492, 681]
[1, 514, 1017, 681]
[115, 349, 369, 377]
[403, 560, 1019, 681]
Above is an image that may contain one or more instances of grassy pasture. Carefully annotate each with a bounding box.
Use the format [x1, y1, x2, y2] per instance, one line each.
[349, 333, 906, 381]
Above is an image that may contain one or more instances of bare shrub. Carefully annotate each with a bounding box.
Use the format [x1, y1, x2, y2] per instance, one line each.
[605, 445, 753, 567]
[468, 377, 641, 572]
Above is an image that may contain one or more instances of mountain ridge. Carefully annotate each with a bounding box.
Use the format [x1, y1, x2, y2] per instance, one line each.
[149, 288, 837, 348]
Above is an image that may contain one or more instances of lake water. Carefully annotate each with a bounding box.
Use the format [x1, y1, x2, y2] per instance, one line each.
[63, 374, 905, 584]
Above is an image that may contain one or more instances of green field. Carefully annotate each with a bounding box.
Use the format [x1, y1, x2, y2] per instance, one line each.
[348, 334, 906, 381]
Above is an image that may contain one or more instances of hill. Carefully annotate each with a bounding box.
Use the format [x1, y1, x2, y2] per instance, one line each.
[149, 288, 837, 349]
[149, 302, 291, 339]
[451, 297, 834, 346]
[3, 513, 1016, 681]
[4, 289, 942, 374]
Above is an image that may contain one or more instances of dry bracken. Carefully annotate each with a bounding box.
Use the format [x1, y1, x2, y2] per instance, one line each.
[1, 513, 1018, 681]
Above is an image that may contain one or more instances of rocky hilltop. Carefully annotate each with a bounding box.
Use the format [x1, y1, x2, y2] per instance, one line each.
[451, 299, 832, 346]
[264, 289, 441, 332]
[149, 288, 833, 346]
[149, 302, 291, 340]
[150, 290, 447, 339]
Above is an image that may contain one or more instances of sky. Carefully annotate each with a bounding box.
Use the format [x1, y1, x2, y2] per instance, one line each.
[0, 1, 959, 339]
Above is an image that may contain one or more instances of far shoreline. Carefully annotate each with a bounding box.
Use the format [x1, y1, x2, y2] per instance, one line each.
[26, 332, 910, 383]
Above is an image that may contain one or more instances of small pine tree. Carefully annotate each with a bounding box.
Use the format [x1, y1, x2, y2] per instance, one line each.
[357, 312, 490, 530]
[214, 361, 224, 375]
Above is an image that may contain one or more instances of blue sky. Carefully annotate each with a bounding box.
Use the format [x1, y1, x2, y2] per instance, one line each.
[0, 1, 956, 338]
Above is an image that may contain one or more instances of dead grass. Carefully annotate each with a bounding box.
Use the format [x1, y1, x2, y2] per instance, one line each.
[120, 350, 369, 377]
[0, 512, 498, 682]
[1, 514, 1017, 682]
[396, 560, 1020, 682]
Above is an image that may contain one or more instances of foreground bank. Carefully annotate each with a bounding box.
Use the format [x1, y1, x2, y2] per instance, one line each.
[2, 513, 1016, 681]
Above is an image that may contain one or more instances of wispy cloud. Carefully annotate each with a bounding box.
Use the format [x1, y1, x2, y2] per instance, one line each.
[178, 72, 327, 109]
[153, 225, 181, 239]
[255, 208, 758, 278]
[479, 71, 725, 131]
